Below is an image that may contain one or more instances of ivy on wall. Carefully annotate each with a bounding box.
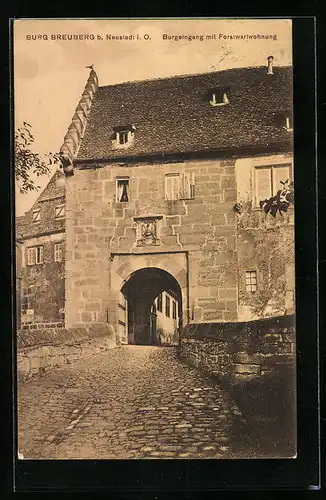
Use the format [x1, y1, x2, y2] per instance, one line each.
[259, 180, 295, 218]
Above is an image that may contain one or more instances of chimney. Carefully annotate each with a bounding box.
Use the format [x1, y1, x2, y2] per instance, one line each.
[267, 55, 274, 75]
[60, 68, 99, 176]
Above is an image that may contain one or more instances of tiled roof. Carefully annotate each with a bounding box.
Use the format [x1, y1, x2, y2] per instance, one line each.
[76, 65, 293, 161]
[16, 215, 28, 240]
[16, 170, 65, 239]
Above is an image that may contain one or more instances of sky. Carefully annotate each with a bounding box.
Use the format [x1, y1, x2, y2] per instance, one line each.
[14, 18, 292, 215]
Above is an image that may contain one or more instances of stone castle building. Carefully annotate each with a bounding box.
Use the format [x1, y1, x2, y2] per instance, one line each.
[16, 171, 66, 330]
[17, 56, 295, 347]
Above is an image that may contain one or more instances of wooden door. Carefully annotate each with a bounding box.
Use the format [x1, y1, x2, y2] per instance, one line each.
[117, 291, 128, 344]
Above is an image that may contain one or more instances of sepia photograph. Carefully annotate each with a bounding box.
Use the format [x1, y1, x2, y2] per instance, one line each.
[14, 18, 296, 460]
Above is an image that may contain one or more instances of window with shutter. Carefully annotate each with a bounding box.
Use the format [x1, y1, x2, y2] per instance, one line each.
[165, 295, 171, 318]
[35, 246, 43, 264]
[179, 172, 195, 199]
[255, 164, 291, 206]
[272, 166, 290, 195]
[157, 293, 163, 312]
[255, 167, 272, 203]
[165, 174, 180, 201]
[172, 300, 177, 320]
[27, 246, 43, 265]
[27, 248, 35, 266]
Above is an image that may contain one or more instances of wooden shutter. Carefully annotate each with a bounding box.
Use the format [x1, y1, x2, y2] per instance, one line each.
[272, 165, 290, 195]
[179, 172, 195, 199]
[27, 248, 35, 266]
[117, 291, 128, 344]
[172, 176, 179, 201]
[255, 167, 272, 204]
[165, 175, 179, 201]
[36, 246, 44, 264]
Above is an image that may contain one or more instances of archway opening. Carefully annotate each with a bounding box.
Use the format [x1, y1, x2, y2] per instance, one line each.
[120, 267, 182, 346]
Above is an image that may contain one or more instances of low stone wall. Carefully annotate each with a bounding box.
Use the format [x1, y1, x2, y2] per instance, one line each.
[17, 324, 116, 381]
[21, 321, 64, 330]
[179, 315, 296, 424]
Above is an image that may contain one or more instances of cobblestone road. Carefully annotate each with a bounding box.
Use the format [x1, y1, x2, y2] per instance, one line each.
[18, 346, 243, 459]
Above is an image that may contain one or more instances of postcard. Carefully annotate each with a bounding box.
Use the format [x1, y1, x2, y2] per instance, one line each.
[14, 18, 296, 460]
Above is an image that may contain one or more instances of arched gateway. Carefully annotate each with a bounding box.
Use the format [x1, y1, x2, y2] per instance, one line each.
[109, 252, 188, 346]
[121, 267, 182, 345]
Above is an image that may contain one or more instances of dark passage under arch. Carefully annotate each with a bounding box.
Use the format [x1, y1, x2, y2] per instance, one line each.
[121, 267, 182, 345]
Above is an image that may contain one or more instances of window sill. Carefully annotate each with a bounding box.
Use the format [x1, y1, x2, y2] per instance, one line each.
[209, 101, 229, 107]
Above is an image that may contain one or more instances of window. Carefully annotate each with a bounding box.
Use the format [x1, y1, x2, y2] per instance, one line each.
[245, 271, 257, 293]
[179, 172, 195, 200]
[114, 125, 136, 146]
[255, 164, 291, 205]
[117, 131, 129, 144]
[165, 295, 170, 318]
[273, 111, 293, 131]
[285, 116, 293, 132]
[32, 209, 41, 223]
[27, 247, 35, 266]
[21, 296, 29, 310]
[157, 293, 163, 312]
[165, 172, 195, 201]
[55, 205, 65, 219]
[209, 88, 230, 106]
[116, 178, 130, 202]
[172, 300, 177, 320]
[27, 246, 43, 265]
[54, 243, 63, 262]
[165, 174, 180, 201]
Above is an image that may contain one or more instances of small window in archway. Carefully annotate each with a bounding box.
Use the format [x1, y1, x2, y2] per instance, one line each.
[157, 293, 163, 312]
[165, 295, 171, 318]
[172, 300, 177, 320]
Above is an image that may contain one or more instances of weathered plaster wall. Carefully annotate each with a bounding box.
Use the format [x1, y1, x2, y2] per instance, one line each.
[155, 292, 179, 346]
[235, 153, 295, 321]
[65, 158, 238, 336]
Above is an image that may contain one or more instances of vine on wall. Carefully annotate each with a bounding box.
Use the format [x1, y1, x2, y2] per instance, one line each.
[259, 180, 294, 217]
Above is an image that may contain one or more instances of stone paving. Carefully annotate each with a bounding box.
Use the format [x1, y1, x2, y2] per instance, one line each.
[17, 346, 244, 459]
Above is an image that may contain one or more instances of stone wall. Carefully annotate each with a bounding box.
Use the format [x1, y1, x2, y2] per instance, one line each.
[17, 324, 115, 381]
[179, 315, 296, 421]
[19, 234, 65, 327]
[65, 157, 238, 335]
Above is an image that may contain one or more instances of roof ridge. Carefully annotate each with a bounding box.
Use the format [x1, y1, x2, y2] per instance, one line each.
[97, 65, 292, 90]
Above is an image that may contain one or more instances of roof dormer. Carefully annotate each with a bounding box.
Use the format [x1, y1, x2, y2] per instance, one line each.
[112, 124, 136, 147]
[272, 110, 293, 132]
[209, 87, 230, 107]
